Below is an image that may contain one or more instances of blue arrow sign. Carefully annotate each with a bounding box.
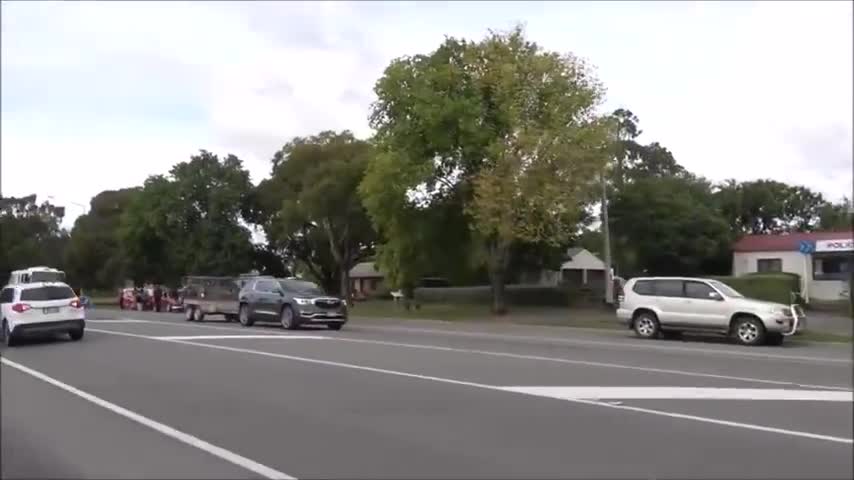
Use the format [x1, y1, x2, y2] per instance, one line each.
[798, 240, 815, 254]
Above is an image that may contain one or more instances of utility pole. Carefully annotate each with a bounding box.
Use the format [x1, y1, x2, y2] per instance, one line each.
[601, 171, 613, 305]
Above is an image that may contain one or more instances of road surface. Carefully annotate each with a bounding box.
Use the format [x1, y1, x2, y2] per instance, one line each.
[2, 310, 852, 479]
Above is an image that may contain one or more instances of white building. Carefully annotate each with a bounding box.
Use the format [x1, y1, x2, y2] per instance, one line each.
[732, 231, 853, 302]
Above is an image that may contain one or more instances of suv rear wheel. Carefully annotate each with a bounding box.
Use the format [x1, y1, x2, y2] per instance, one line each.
[2, 320, 15, 347]
[280, 305, 299, 330]
[732, 316, 766, 346]
[238, 304, 254, 327]
[633, 312, 660, 339]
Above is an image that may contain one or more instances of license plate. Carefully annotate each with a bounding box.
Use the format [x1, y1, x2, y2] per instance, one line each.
[43, 307, 59, 314]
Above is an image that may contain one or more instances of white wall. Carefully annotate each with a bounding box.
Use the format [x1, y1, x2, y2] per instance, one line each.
[732, 250, 848, 301]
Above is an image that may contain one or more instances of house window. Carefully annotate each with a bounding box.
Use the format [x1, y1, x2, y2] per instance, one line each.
[813, 255, 853, 281]
[756, 258, 782, 273]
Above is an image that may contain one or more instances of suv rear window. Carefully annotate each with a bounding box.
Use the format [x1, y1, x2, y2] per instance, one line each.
[632, 280, 654, 295]
[29, 271, 66, 283]
[20, 286, 76, 301]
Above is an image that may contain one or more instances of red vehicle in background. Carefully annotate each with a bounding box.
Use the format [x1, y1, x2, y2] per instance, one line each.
[118, 287, 183, 312]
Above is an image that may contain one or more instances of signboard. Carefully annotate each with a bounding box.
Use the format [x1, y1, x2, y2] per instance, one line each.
[798, 241, 815, 254]
[815, 239, 854, 253]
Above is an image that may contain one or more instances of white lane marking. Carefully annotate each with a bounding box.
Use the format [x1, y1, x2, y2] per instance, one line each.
[0, 357, 295, 479]
[154, 335, 327, 341]
[88, 328, 854, 445]
[87, 320, 156, 324]
[499, 386, 854, 402]
[327, 337, 853, 391]
[353, 325, 853, 364]
[90, 324, 853, 391]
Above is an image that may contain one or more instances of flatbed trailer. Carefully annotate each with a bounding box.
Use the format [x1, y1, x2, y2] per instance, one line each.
[181, 274, 270, 322]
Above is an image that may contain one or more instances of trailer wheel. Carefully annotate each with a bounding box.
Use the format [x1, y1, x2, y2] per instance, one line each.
[185, 307, 195, 322]
[193, 308, 205, 323]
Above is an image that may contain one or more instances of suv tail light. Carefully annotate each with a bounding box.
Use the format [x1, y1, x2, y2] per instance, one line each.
[11, 303, 31, 313]
[70, 298, 83, 309]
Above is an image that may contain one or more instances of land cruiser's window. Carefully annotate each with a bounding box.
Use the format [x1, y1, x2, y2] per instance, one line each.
[0, 288, 14, 303]
[757, 258, 782, 273]
[653, 280, 684, 297]
[20, 286, 75, 301]
[632, 280, 654, 295]
[685, 281, 716, 299]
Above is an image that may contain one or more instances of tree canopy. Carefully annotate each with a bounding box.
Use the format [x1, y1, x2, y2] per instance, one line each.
[363, 25, 613, 312]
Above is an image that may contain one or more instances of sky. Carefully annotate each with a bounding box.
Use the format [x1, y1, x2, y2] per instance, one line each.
[2, 0, 852, 229]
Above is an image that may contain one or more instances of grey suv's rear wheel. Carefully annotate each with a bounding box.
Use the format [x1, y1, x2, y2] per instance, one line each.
[732, 316, 766, 346]
[633, 312, 660, 339]
[238, 304, 254, 327]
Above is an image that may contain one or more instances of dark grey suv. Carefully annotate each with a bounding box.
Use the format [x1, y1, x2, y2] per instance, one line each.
[237, 277, 348, 330]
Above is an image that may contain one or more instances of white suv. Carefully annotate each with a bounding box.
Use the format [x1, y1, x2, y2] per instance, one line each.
[0, 282, 86, 346]
[616, 277, 805, 346]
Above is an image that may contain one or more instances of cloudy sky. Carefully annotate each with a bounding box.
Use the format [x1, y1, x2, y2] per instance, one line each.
[2, 1, 852, 228]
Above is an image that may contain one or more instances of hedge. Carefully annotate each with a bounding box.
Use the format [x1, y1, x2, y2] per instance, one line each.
[413, 284, 572, 307]
[710, 273, 801, 305]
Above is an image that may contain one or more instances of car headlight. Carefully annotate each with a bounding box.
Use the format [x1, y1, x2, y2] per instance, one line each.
[294, 298, 311, 305]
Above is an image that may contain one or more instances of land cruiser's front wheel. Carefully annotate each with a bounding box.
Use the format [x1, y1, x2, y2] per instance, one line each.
[732, 316, 766, 346]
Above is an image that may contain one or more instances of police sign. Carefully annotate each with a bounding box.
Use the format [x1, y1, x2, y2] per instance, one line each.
[815, 239, 854, 252]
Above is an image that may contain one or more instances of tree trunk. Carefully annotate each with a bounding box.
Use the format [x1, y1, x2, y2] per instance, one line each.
[487, 240, 510, 315]
[340, 265, 349, 301]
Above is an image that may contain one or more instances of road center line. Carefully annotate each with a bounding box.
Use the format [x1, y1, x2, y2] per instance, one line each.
[0, 357, 295, 480]
[326, 337, 853, 391]
[352, 325, 853, 365]
[87, 327, 854, 445]
[154, 335, 327, 340]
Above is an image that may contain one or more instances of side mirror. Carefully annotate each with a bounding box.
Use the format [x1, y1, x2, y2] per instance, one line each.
[709, 291, 723, 301]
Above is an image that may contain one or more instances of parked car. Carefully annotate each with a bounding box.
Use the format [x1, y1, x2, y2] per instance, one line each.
[237, 278, 347, 330]
[616, 277, 805, 346]
[0, 282, 86, 346]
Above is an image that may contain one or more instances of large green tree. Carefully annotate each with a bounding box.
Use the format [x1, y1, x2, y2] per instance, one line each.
[119, 150, 255, 285]
[0, 195, 69, 284]
[609, 175, 732, 276]
[818, 198, 852, 230]
[64, 188, 140, 290]
[716, 179, 827, 234]
[363, 25, 612, 313]
[250, 131, 376, 297]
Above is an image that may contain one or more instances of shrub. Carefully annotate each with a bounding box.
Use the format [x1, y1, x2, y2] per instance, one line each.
[413, 284, 572, 307]
[711, 273, 801, 305]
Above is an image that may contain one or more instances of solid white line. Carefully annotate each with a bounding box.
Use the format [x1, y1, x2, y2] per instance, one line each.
[353, 325, 853, 364]
[327, 337, 853, 391]
[499, 386, 854, 401]
[88, 328, 854, 445]
[0, 357, 295, 479]
[154, 335, 327, 341]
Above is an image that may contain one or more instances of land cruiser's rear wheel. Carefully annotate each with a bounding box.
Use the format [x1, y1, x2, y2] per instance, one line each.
[633, 312, 660, 339]
[732, 316, 766, 346]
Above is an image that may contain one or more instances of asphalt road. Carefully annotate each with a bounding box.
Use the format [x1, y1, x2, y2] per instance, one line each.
[2, 310, 852, 479]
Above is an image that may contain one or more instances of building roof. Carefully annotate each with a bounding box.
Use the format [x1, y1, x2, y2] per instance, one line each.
[732, 230, 853, 252]
[349, 261, 384, 279]
[560, 248, 605, 271]
[565, 247, 584, 258]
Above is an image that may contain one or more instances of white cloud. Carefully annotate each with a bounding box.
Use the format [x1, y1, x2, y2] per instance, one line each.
[2, 0, 851, 230]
